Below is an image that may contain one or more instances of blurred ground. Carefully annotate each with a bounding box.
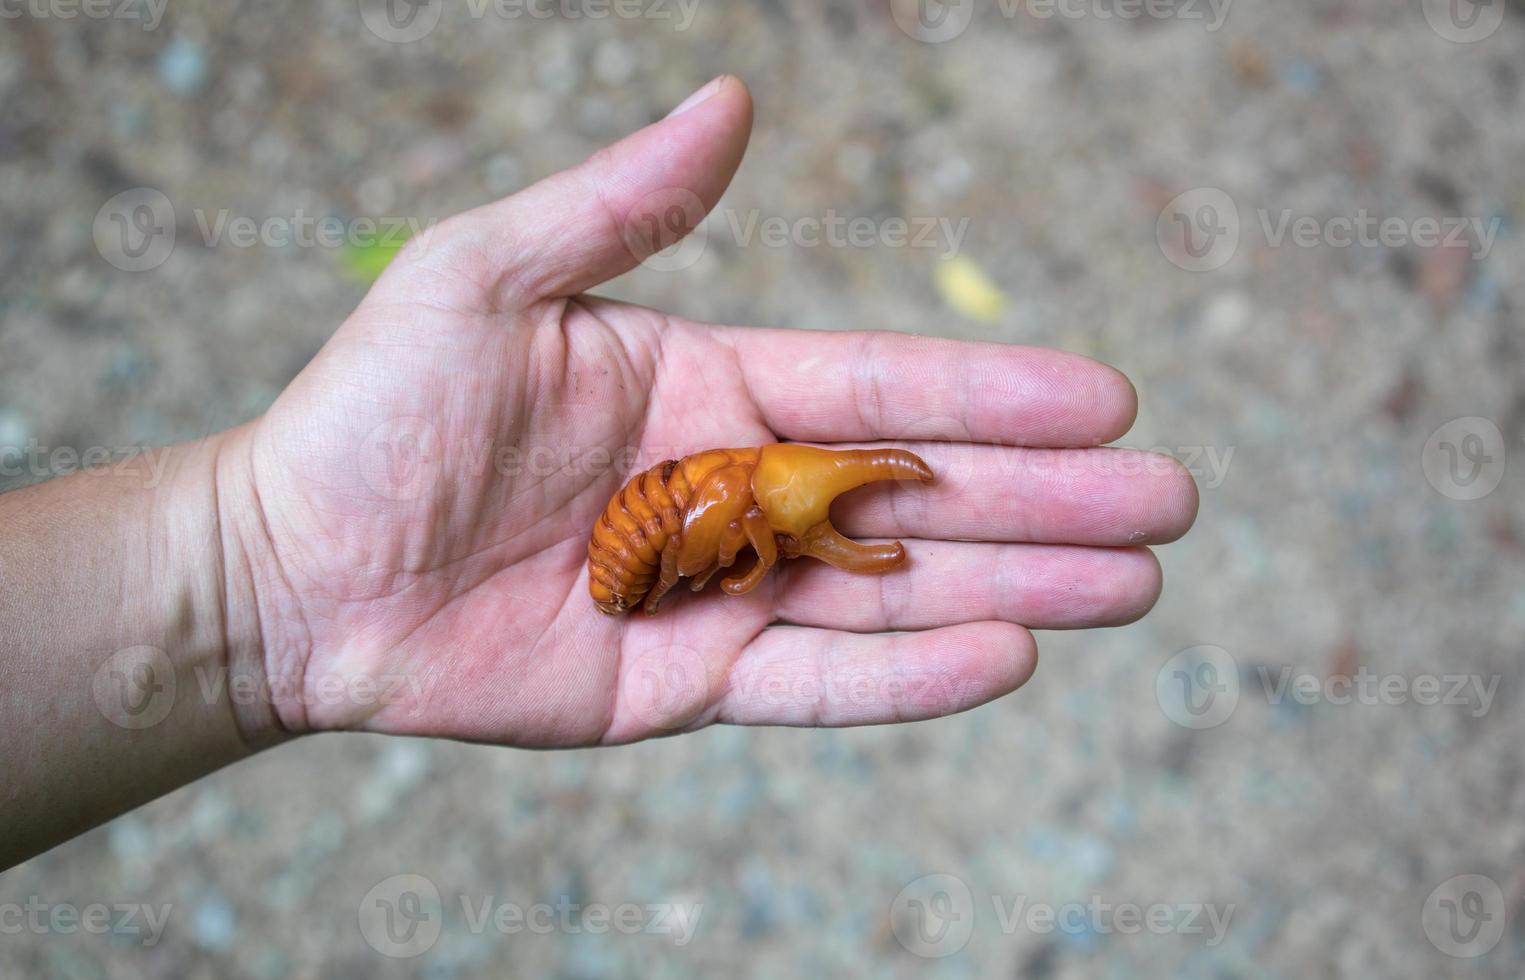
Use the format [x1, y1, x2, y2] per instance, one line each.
[3, 0, 1525, 976]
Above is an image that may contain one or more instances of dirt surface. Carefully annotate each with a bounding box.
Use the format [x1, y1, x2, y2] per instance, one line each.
[2, 0, 1523, 976]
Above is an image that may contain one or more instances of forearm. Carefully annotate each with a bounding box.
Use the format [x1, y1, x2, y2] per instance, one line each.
[0, 427, 280, 869]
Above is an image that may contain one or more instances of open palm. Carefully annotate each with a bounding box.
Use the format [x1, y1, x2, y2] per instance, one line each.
[226, 78, 1198, 748]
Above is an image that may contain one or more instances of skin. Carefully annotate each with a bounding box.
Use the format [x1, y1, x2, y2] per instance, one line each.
[0, 76, 1199, 871]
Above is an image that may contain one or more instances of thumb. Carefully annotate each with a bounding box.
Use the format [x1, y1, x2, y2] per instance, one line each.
[443, 75, 752, 306]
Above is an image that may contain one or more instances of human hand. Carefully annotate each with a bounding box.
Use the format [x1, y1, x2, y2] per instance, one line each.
[216, 76, 1198, 747]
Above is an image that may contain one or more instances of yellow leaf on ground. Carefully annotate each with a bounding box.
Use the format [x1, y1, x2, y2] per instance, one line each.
[934, 255, 1008, 323]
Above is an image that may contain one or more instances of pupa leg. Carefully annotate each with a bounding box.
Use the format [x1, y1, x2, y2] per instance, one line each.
[722, 508, 780, 596]
[799, 521, 906, 573]
[644, 537, 682, 614]
[693, 520, 749, 592]
[717, 519, 749, 567]
[688, 562, 720, 592]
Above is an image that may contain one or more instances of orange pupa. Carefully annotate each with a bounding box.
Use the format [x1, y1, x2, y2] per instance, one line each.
[588, 445, 934, 615]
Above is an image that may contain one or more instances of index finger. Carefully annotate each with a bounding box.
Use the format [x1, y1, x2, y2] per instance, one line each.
[717, 327, 1138, 446]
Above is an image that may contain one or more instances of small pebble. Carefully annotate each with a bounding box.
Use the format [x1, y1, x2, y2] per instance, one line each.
[192, 894, 237, 952]
[1202, 291, 1252, 336]
[0, 409, 30, 449]
[928, 154, 973, 199]
[1278, 60, 1322, 96]
[382, 740, 431, 783]
[592, 40, 637, 87]
[158, 37, 208, 96]
[355, 175, 397, 214]
[535, 36, 581, 96]
[836, 143, 875, 185]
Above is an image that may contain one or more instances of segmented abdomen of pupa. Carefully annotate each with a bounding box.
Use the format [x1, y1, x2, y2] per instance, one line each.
[587, 448, 760, 614]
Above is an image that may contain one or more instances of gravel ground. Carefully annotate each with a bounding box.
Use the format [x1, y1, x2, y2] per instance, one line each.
[3, 1, 1524, 976]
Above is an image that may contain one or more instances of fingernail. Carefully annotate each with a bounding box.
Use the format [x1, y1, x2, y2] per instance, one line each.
[665, 75, 727, 119]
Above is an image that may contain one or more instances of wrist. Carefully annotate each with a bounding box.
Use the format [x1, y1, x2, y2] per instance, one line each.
[204, 422, 310, 744]
[134, 428, 296, 749]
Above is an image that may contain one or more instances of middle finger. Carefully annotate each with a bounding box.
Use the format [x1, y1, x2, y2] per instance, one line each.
[824, 442, 1200, 546]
